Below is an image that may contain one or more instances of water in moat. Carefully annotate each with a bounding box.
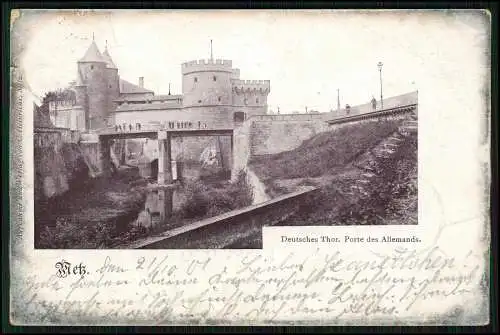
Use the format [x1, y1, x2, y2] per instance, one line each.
[35, 136, 270, 248]
[126, 162, 270, 235]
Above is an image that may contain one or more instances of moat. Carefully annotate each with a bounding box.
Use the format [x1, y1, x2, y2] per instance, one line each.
[35, 164, 256, 249]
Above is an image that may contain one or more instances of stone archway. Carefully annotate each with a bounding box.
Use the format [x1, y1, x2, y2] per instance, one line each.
[150, 158, 158, 180]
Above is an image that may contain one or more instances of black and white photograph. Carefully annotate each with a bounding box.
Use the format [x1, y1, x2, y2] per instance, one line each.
[29, 10, 418, 250]
[9, 9, 491, 326]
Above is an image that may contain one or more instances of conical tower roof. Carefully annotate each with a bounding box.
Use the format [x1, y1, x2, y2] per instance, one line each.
[79, 40, 105, 63]
[102, 46, 117, 69]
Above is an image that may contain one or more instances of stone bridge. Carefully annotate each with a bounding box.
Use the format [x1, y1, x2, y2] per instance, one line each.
[96, 124, 234, 185]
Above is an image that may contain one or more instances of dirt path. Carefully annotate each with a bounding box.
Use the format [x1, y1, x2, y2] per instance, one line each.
[272, 166, 361, 193]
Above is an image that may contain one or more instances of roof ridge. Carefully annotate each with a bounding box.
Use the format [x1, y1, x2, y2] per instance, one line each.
[119, 78, 154, 94]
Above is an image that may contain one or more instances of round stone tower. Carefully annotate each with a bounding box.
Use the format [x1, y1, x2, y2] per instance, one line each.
[74, 71, 88, 127]
[102, 45, 120, 126]
[181, 59, 234, 107]
[77, 40, 108, 130]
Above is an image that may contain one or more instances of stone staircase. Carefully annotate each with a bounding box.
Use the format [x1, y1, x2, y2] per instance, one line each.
[399, 111, 418, 135]
[347, 112, 417, 199]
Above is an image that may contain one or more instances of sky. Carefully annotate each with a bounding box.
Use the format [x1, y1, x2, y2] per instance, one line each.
[16, 9, 488, 113]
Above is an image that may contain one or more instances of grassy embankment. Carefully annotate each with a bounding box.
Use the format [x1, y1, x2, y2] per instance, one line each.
[248, 119, 417, 226]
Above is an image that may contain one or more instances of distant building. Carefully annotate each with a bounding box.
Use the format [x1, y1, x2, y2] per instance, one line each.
[48, 99, 85, 130]
[53, 39, 271, 131]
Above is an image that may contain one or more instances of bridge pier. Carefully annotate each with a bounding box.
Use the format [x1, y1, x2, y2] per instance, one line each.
[157, 130, 173, 185]
[98, 138, 113, 176]
[158, 189, 173, 221]
[97, 127, 234, 185]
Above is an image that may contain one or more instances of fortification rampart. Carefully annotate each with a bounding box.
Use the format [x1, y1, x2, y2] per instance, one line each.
[231, 68, 240, 79]
[33, 127, 97, 201]
[326, 104, 417, 130]
[34, 127, 80, 148]
[248, 117, 329, 156]
[182, 59, 233, 74]
[232, 79, 270, 92]
[327, 91, 418, 120]
[248, 113, 326, 122]
[247, 103, 418, 157]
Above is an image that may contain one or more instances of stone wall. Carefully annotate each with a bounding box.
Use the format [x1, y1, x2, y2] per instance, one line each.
[246, 93, 417, 158]
[34, 128, 80, 148]
[34, 129, 101, 201]
[249, 118, 330, 156]
[127, 135, 233, 181]
[326, 105, 417, 131]
[79, 141, 102, 176]
[232, 119, 253, 179]
[326, 91, 418, 119]
[170, 136, 232, 168]
[34, 131, 88, 201]
[132, 186, 318, 249]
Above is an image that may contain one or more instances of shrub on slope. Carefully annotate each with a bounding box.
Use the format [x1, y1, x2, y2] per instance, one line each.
[282, 132, 418, 226]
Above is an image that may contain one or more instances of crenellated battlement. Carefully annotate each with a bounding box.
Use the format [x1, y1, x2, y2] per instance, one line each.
[182, 59, 234, 74]
[232, 79, 270, 85]
[182, 59, 233, 66]
[232, 79, 271, 93]
[231, 68, 240, 79]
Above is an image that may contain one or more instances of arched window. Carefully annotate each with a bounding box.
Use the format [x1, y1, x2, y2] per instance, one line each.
[218, 96, 221, 102]
[90, 65, 94, 70]
[213, 76, 217, 82]
[256, 97, 260, 103]
[234, 111, 246, 123]
[194, 77, 198, 83]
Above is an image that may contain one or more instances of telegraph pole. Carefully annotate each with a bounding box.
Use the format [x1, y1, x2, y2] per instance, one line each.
[337, 89, 340, 114]
[377, 62, 384, 109]
[210, 39, 213, 61]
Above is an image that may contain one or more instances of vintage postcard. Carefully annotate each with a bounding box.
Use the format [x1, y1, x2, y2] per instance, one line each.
[9, 9, 491, 326]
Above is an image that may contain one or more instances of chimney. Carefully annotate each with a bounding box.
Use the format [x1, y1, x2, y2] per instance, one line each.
[139, 77, 144, 88]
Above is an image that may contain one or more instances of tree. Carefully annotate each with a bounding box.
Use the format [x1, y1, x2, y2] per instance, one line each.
[41, 88, 76, 105]
[35, 88, 77, 128]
